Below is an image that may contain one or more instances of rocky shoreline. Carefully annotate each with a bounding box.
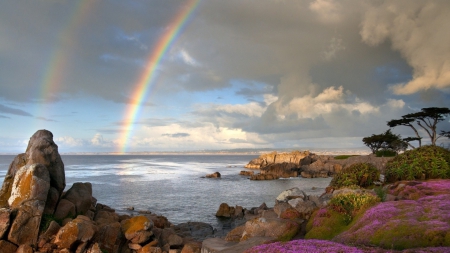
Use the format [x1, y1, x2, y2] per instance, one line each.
[0, 130, 449, 253]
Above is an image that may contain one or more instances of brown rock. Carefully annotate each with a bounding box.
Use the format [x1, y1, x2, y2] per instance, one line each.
[121, 216, 153, 242]
[273, 202, 291, 218]
[86, 243, 102, 253]
[94, 222, 124, 253]
[63, 182, 93, 215]
[138, 244, 163, 253]
[288, 199, 318, 220]
[16, 244, 34, 253]
[44, 186, 60, 215]
[239, 171, 254, 176]
[39, 220, 61, 243]
[225, 225, 245, 242]
[0, 240, 18, 253]
[129, 243, 142, 250]
[0, 208, 11, 238]
[242, 217, 300, 241]
[181, 242, 201, 253]
[7, 164, 50, 246]
[260, 162, 300, 178]
[215, 203, 235, 217]
[95, 209, 119, 226]
[0, 153, 26, 207]
[54, 215, 98, 249]
[25, 130, 65, 195]
[161, 228, 183, 247]
[8, 163, 50, 208]
[205, 172, 221, 178]
[54, 199, 76, 220]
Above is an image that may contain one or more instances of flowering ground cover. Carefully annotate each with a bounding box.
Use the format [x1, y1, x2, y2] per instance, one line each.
[253, 180, 450, 252]
[244, 239, 450, 253]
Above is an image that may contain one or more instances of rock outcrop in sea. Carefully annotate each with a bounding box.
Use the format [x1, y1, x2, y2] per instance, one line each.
[243, 151, 393, 180]
[0, 130, 209, 253]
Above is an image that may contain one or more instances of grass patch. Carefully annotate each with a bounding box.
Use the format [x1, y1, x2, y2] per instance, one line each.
[334, 155, 359, 160]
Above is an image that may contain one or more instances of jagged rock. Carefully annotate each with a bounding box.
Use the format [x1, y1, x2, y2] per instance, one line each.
[205, 172, 221, 178]
[160, 228, 183, 247]
[239, 171, 254, 176]
[249, 174, 279, 180]
[147, 215, 170, 229]
[276, 187, 306, 202]
[94, 222, 124, 253]
[288, 198, 318, 220]
[25, 130, 65, 195]
[0, 208, 11, 238]
[44, 187, 60, 215]
[40, 220, 61, 241]
[121, 216, 153, 242]
[54, 199, 76, 220]
[245, 151, 311, 169]
[259, 162, 300, 179]
[54, 215, 98, 249]
[215, 203, 235, 217]
[0, 153, 26, 207]
[7, 163, 50, 246]
[95, 209, 120, 226]
[225, 225, 245, 242]
[8, 163, 50, 208]
[86, 243, 102, 253]
[0, 240, 18, 253]
[63, 182, 93, 215]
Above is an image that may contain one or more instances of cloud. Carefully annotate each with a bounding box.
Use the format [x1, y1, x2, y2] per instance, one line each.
[360, 0, 450, 94]
[322, 37, 345, 61]
[162, 133, 190, 138]
[36, 117, 58, 122]
[0, 104, 32, 117]
[309, 0, 343, 23]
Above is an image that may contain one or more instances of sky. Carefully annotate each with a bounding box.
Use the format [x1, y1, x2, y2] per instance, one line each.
[0, 0, 449, 154]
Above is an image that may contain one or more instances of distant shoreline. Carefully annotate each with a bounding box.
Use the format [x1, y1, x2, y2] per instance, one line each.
[0, 148, 371, 156]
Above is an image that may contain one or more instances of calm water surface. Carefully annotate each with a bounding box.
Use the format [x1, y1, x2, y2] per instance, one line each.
[0, 155, 331, 228]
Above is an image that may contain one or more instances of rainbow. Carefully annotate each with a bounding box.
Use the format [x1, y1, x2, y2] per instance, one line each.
[118, 0, 201, 152]
[37, 0, 95, 116]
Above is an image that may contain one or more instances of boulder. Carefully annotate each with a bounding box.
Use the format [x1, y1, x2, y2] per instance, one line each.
[259, 162, 300, 178]
[121, 216, 153, 243]
[63, 182, 93, 215]
[160, 228, 183, 248]
[0, 240, 18, 253]
[215, 203, 235, 217]
[181, 241, 202, 253]
[54, 215, 98, 249]
[0, 153, 26, 207]
[242, 217, 300, 241]
[205, 172, 221, 178]
[239, 171, 254, 176]
[54, 199, 76, 220]
[0, 208, 11, 238]
[7, 164, 50, 246]
[202, 237, 273, 253]
[249, 174, 279, 180]
[25, 130, 65, 195]
[95, 209, 120, 226]
[288, 198, 318, 220]
[138, 245, 162, 253]
[244, 151, 311, 169]
[86, 243, 102, 253]
[276, 187, 306, 202]
[225, 225, 245, 242]
[16, 244, 34, 253]
[95, 222, 125, 253]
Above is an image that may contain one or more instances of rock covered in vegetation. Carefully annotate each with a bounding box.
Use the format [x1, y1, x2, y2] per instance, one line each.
[244, 151, 311, 169]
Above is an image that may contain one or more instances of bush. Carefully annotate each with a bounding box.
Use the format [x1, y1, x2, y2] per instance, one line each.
[330, 163, 380, 188]
[385, 145, 450, 182]
[329, 191, 380, 223]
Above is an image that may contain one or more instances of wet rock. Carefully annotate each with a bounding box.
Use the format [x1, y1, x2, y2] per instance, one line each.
[215, 203, 235, 217]
[239, 171, 254, 176]
[249, 174, 279, 180]
[174, 222, 214, 241]
[205, 172, 221, 178]
[160, 228, 183, 248]
[259, 162, 300, 179]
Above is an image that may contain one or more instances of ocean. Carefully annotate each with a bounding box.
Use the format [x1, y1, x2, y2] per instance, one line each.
[0, 155, 331, 229]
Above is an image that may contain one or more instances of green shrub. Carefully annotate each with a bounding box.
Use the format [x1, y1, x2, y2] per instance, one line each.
[329, 191, 380, 223]
[375, 149, 397, 157]
[334, 155, 359, 160]
[385, 145, 450, 182]
[330, 163, 380, 188]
